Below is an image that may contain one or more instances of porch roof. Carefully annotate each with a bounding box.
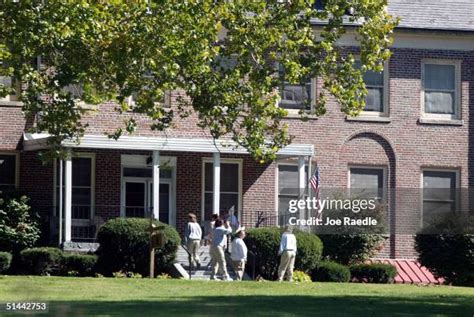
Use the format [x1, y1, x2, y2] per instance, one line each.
[23, 133, 315, 156]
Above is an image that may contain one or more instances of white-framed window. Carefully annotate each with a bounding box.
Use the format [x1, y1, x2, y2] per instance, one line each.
[61, 83, 84, 101]
[201, 158, 242, 222]
[355, 59, 390, 117]
[421, 169, 459, 226]
[126, 90, 171, 108]
[348, 166, 387, 201]
[119, 154, 177, 225]
[0, 153, 19, 191]
[0, 70, 20, 102]
[54, 153, 96, 222]
[421, 59, 461, 120]
[277, 163, 308, 225]
[277, 64, 316, 112]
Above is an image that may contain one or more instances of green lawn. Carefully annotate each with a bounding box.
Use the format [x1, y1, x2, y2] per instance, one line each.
[0, 276, 473, 317]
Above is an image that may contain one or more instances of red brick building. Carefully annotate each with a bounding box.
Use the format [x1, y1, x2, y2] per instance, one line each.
[1, 1, 473, 258]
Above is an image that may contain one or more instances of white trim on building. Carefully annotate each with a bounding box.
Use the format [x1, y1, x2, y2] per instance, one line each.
[22, 133, 315, 157]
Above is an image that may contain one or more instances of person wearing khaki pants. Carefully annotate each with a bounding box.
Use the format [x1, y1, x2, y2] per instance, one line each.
[277, 226, 297, 282]
[231, 227, 247, 281]
[185, 213, 202, 268]
[210, 218, 232, 281]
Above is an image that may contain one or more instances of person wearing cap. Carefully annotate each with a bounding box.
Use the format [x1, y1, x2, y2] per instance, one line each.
[210, 218, 233, 281]
[231, 227, 247, 281]
[184, 213, 202, 268]
[277, 225, 297, 282]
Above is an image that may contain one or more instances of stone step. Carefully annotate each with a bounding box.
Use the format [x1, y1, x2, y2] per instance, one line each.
[175, 245, 238, 280]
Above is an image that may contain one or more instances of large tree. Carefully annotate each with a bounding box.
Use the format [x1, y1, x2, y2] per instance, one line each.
[0, 1, 397, 161]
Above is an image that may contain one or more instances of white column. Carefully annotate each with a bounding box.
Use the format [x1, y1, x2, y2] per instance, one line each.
[64, 154, 72, 243]
[213, 152, 221, 216]
[307, 156, 313, 218]
[298, 156, 306, 222]
[152, 151, 160, 220]
[59, 160, 63, 245]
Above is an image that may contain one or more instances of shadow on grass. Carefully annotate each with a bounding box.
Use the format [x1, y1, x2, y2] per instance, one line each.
[4, 295, 472, 317]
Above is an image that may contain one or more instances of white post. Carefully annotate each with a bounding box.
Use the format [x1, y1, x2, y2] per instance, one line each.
[152, 151, 160, 220]
[307, 156, 313, 219]
[64, 154, 72, 243]
[59, 160, 63, 245]
[298, 156, 306, 224]
[213, 152, 221, 216]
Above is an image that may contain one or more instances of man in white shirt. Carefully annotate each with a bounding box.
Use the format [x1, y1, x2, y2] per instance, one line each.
[210, 218, 233, 281]
[231, 227, 247, 281]
[277, 225, 297, 282]
[184, 213, 202, 268]
[204, 214, 219, 246]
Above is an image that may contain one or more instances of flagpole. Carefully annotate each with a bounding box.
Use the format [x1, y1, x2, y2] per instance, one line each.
[307, 156, 312, 223]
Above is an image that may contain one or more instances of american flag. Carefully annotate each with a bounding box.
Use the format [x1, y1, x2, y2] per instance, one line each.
[309, 166, 321, 214]
[309, 165, 320, 195]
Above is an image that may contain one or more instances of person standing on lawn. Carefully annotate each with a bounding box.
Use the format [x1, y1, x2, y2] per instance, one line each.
[210, 218, 233, 281]
[231, 227, 247, 281]
[277, 225, 297, 282]
[184, 213, 202, 268]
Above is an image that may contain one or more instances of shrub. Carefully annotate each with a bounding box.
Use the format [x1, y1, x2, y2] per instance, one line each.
[112, 271, 127, 278]
[415, 233, 474, 286]
[0, 251, 12, 273]
[295, 230, 324, 273]
[157, 273, 172, 280]
[0, 194, 40, 254]
[350, 263, 397, 284]
[292, 270, 311, 283]
[311, 261, 350, 282]
[113, 271, 143, 278]
[20, 247, 63, 275]
[319, 234, 386, 265]
[96, 218, 181, 277]
[315, 194, 387, 265]
[245, 227, 323, 280]
[61, 253, 98, 277]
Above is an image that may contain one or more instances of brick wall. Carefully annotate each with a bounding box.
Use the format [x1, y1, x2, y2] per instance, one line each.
[287, 48, 473, 258]
[2, 46, 473, 258]
[19, 151, 54, 214]
[0, 104, 28, 151]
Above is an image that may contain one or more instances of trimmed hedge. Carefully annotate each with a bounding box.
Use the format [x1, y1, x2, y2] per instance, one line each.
[245, 227, 323, 280]
[415, 233, 474, 286]
[20, 247, 63, 275]
[319, 234, 386, 265]
[0, 251, 12, 273]
[350, 263, 397, 284]
[96, 218, 181, 277]
[62, 254, 98, 277]
[311, 261, 350, 282]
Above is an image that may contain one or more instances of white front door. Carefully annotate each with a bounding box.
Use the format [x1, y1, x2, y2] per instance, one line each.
[120, 155, 176, 226]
